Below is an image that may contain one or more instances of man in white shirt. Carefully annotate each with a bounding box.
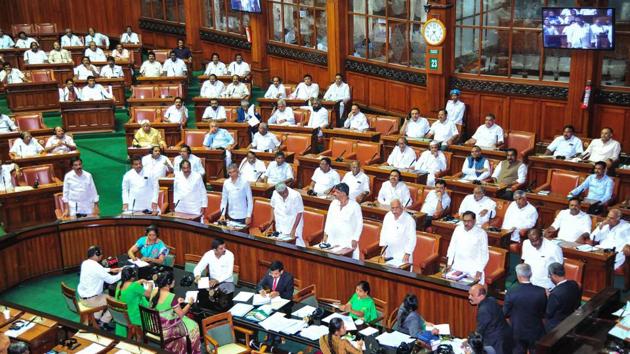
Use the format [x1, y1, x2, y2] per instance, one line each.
[379, 198, 417, 266]
[220, 163, 254, 224]
[268, 99, 295, 125]
[193, 238, 235, 293]
[591, 209, 630, 270]
[45, 126, 76, 153]
[323, 73, 351, 118]
[545, 124, 583, 159]
[400, 108, 430, 139]
[239, 151, 266, 183]
[227, 53, 250, 78]
[84, 28, 109, 48]
[304, 99, 329, 135]
[173, 160, 207, 216]
[121, 157, 159, 214]
[142, 146, 173, 179]
[461, 146, 491, 181]
[343, 104, 369, 131]
[0, 29, 14, 49]
[544, 197, 591, 242]
[224, 75, 250, 98]
[84, 41, 106, 62]
[9, 131, 44, 157]
[264, 76, 286, 99]
[77, 246, 122, 327]
[521, 229, 563, 290]
[323, 183, 363, 259]
[377, 169, 412, 207]
[204, 52, 227, 76]
[563, 17, 592, 49]
[162, 51, 188, 77]
[99, 56, 124, 78]
[582, 127, 621, 167]
[466, 113, 505, 149]
[502, 190, 538, 242]
[0, 63, 28, 84]
[420, 179, 451, 228]
[426, 109, 459, 147]
[445, 89, 466, 125]
[80, 76, 113, 101]
[14, 32, 37, 48]
[202, 98, 227, 121]
[63, 157, 99, 217]
[139, 52, 162, 77]
[120, 26, 140, 44]
[23, 42, 47, 64]
[74, 57, 100, 80]
[0, 113, 17, 133]
[290, 74, 320, 101]
[200, 74, 225, 98]
[342, 161, 370, 203]
[59, 79, 81, 102]
[173, 144, 205, 176]
[270, 183, 305, 246]
[306, 157, 340, 196]
[386, 137, 417, 169]
[111, 44, 130, 60]
[163, 97, 188, 126]
[446, 211, 488, 281]
[458, 186, 497, 227]
[251, 123, 280, 152]
[61, 28, 83, 47]
[414, 140, 447, 186]
[264, 151, 294, 185]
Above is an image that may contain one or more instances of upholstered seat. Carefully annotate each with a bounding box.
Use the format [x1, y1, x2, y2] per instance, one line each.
[282, 133, 312, 156]
[19, 164, 57, 186]
[61, 282, 104, 328]
[564, 257, 585, 290]
[368, 115, 400, 136]
[413, 232, 440, 275]
[355, 141, 382, 165]
[179, 130, 207, 147]
[130, 107, 162, 123]
[359, 220, 382, 260]
[14, 113, 48, 131]
[204, 192, 223, 223]
[132, 86, 156, 99]
[27, 69, 55, 82]
[484, 246, 508, 290]
[202, 312, 252, 354]
[34, 23, 57, 34]
[532, 169, 585, 196]
[248, 198, 273, 236]
[406, 183, 424, 211]
[293, 109, 310, 125]
[320, 138, 356, 161]
[301, 207, 326, 246]
[506, 130, 535, 160]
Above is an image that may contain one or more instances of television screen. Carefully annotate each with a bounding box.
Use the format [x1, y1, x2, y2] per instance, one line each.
[542, 7, 615, 50]
[231, 0, 261, 13]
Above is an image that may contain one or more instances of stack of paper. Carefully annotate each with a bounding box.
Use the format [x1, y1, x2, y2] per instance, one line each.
[143, 280, 154, 291]
[385, 259, 405, 267]
[128, 259, 150, 267]
[233, 291, 255, 302]
[375, 331, 415, 347]
[184, 291, 198, 303]
[359, 327, 379, 336]
[299, 325, 329, 340]
[76, 343, 107, 354]
[197, 277, 210, 289]
[270, 297, 290, 310]
[259, 312, 288, 331]
[280, 319, 307, 335]
[229, 303, 255, 317]
[292, 305, 316, 318]
[576, 244, 595, 252]
[252, 293, 271, 305]
[322, 313, 357, 331]
[5, 322, 36, 338]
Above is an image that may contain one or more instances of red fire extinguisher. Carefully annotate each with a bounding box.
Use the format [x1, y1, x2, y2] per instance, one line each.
[581, 81, 592, 110]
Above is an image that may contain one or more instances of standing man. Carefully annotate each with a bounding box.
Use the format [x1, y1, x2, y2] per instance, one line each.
[270, 183, 304, 245]
[521, 229, 563, 290]
[446, 211, 489, 282]
[63, 157, 99, 217]
[256, 261, 295, 300]
[219, 163, 253, 225]
[323, 183, 363, 259]
[379, 199, 416, 266]
[193, 238, 235, 294]
[468, 284, 513, 354]
[77, 246, 121, 329]
[545, 262, 582, 331]
[445, 89, 466, 125]
[173, 160, 207, 216]
[122, 157, 159, 214]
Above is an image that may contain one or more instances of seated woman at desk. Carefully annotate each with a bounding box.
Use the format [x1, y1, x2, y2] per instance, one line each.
[338, 280, 378, 323]
[9, 131, 44, 158]
[319, 317, 363, 354]
[114, 266, 153, 337]
[152, 271, 202, 354]
[393, 294, 438, 339]
[127, 225, 169, 264]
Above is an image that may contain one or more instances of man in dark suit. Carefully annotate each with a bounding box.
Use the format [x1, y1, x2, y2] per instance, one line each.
[468, 284, 512, 354]
[545, 262, 582, 331]
[256, 260, 294, 300]
[504, 263, 547, 354]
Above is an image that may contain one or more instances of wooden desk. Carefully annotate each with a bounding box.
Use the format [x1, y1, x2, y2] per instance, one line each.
[0, 309, 58, 353]
[164, 147, 225, 179]
[361, 202, 427, 229]
[23, 62, 74, 87]
[447, 145, 507, 175]
[61, 100, 116, 133]
[137, 76, 188, 98]
[616, 168, 630, 202]
[76, 78, 126, 107]
[557, 240, 615, 298]
[441, 178, 507, 212]
[430, 219, 511, 260]
[528, 155, 594, 188]
[296, 154, 351, 189]
[124, 122, 181, 147]
[64, 46, 89, 65]
[10, 151, 79, 181]
[365, 255, 411, 270]
[6, 81, 60, 112]
[127, 97, 174, 107]
[362, 165, 427, 195]
[196, 121, 250, 148]
[192, 97, 244, 119]
[322, 128, 381, 145]
[382, 135, 433, 157]
[307, 244, 354, 257]
[208, 178, 275, 198]
[232, 149, 295, 164]
[0, 183, 62, 232]
[161, 211, 202, 222]
[91, 60, 134, 87]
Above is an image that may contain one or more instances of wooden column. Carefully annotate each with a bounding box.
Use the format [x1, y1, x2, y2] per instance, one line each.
[249, 10, 270, 86]
[326, 0, 346, 82]
[184, 0, 203, 70]
[424, 0, 454, 114]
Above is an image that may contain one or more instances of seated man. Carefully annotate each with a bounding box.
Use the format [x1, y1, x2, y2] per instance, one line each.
[414, 140, 447, 186]
[200, 74, 225, 98]
[59, 79, 81, 102]
[133, 120, 166, 149]
[322, 183, 363, 259]
[305, 157, 340, 196]
[446, 211, 488, 282]
[84, 41, 106, 62]
[264, 76, 286, 99]
[426, 109, 459, 147]
[458, 185, 496, 227]
[445, 89, 466, 125]
[0, 29, 13, 48]
[264, 151, 294, 185]
[379, 199, 417, 266]
[173, 160, 207, 215]
[343, 104, 369, 131]
[227, 53, 250, 78]
[84, 28, 109, 47]
[142, 146, 173, 179]
[251, 123, 280, 152]
[400, 108, 430, 139]
[502, 190, 538, 243]
[193, 238, 235, 294]
[48, 41, 73, 64]
[342, 160, 370, 203]
[203, 121, 234, 166]
[121, 157, 159, 215]
[204, 52, 227, 76]
[465, 113, 504, 149]
[14, 32, 37, 48]
[61, 28, 83, 47]
[223, 74, 249, 98]
[304, 98, 329, 135]
[219, 163, 253, 224]
[323, 73, 351, 117]
[162, 50, 188, 77]
[173, 144, 205, 176]
[420, 179, 451, 227]
[45, 126, 76, 153]
[386, 137, 417, 169]
[378, 169, 411, 207]
[74, 57, 100, 80]
[290, 74, 319, 101]
[270, 183, 305, 245]
[77, 246, 121, 328]
[582, 127, 621, 167]
[23, 42, 47, 64]
[9, 131, 44, 157]
[120, 26, 140, 44]
[491, 148, 527, 200]
[544, 197, 591, 243]
[80, 76, 113, 101]
[111, 43, 129, 60]
[0, 62, 29, 84]
[461, 145, 491, 181]
[568, 161, 614, 209]
[99, 56, 124, 78]
[139, 51, 162, 77]
[590, 209, 630, 271]
[173, 39, 192, 63]
[201, 98, 226, 121]
[522, 229, 563, 290]
[163, 97, 188, 126]
[268, 99, 295, 126]
[0, 112, 17, 133]
[236, 99, 261, 129]
[239, 151, 266, 182]
[545, 124, 583, 159]
[257, 260, 295, 300]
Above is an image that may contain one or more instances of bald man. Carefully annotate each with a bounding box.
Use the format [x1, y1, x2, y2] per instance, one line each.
[468, 284, 512, 354]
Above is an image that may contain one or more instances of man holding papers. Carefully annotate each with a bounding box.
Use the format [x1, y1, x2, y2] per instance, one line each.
[322, 183, 363, 259]
[193, 238, 235, 294]
[256, 261, 295, 300]
[445, 211, 489, 282]
[379, 199, 417, 267]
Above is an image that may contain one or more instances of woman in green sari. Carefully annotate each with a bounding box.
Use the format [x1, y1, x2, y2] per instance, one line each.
[339, 280, 378, 323]
[114, 266, 153, 337]
[152, 271, 202, 354]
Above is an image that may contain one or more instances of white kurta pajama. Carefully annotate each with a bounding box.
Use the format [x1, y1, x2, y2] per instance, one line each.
[173, 171, 207, 215]
[122, 169, 159, 212]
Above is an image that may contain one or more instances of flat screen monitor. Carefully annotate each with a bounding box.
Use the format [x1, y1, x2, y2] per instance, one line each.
[542, 7, 615, 50]
[231, 0, 262, 13]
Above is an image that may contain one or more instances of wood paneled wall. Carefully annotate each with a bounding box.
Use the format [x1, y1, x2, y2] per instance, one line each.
[268, 56, 328, 86]
[199, 41, 252, 69]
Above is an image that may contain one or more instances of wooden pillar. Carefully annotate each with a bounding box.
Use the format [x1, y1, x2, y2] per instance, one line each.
[249, 10, 270, 86]
[424, 0, 454, 115]
[184, 0, 203, 70]
[326, 0, 346, 82]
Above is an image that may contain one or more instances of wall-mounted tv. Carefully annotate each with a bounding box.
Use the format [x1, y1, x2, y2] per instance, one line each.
[542, 7, 615, 50]
[231, 0, 261, 13]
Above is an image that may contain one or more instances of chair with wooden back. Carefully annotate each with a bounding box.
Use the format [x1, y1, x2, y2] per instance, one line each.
[506, 130, 535, 160]
[60, 282, 103, 328]
[292, 284, 318, 308]
[204, 192, 223, 223]
[35, 23, 57, 35]
[282, 133, 312, 156]
[202, 312, 252, 354]
[406, 183, 424, 211]
[225, 106, 239, 122]
[484, 246, 508, 290]
[413, 232, 441, 275]
[132, 85, 156, 99]
[293, 109, 310, 126]
[532, 169, 585, 196]
[359, 219, 382, 260]
[184, 253, 202, 274]
[301, 207, 326, 246]
[371, 297, 388, 326]
[11, 24, 34, 37]
[564, 257, 585, 290]
[157, 187, 169, 213]
[158, 85, 184, 99]
[248, 197, 274, 236]
[54, 192, 65, 219]
[369, 115, 401, 136]
[14, 112, 51, 134]
[129, 106, 163, 123]
[19, 164, 59, 186]
[488, 198, 511, 228]
[163, 245, 175, 267]
[26, 69, 55, 83]
[386, 306, 400, 331]
[107, 297, 142, 340]
[177, 129, 207, 148]
[139, 305, 192, 353]
[152, 49, 171, 63]
[320, 138, 356, 161]
[355, 141, 382, 165]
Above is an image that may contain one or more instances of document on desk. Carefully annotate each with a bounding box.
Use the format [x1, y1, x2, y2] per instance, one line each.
[427, 323, 451, 335]
[4, 321, 36, 338]
[75, 331, 115, 346]
[197, 277, 210, 289]
[280, 319, 307, 335]
[233, 291, 255, 302]
[375, 331, 415, 347]
[292, 305, 316, 318]
[252, 293, 271, 306]
[185, 291, 199, 303]
[322, 313, 356, 331]
[270, 297, 290, 310]
[299, 325, 329, 340]
[359, 326, 379, 336]
[259, 312, 288, 331]
[75, 343, 107, 354]
[128, 259, 150, 267]
[229, 303, 254, 317]
[576, 244, 595, 252]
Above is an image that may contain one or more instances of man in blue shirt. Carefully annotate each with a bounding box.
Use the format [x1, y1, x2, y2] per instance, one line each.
[203, 121, 234, 167]
[569, 161, 614, 209]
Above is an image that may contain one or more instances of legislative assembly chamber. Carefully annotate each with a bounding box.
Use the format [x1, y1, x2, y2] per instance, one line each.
[0, 0, 629, 353]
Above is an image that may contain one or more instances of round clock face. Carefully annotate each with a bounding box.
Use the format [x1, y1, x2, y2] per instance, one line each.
[423, 19, 446, 46]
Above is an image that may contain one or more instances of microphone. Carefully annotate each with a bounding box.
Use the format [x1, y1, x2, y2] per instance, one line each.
[2, 175, 7, 193]
[255, 171, 264, 183]
[172, 200, 180, 214]
[368, 151, 379, 164]
[132, 137, 140, 148]
[336, 150, 346, 162]
[19, 145, 23, 158]
[293, 86, 300, 99]
[131, 199, 136, 215]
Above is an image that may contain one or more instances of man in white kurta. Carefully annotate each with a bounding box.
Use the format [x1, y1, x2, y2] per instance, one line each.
[521, 229, 563, 290]
[227, 55, 250, 77]
[466, 114, 505, 149]
[342, 161, 370, 203]
[544, 198, 591, 242]
[251, 123, 280, 152]
[307, 158, 340, 196]
[202, 99, 227, 121]
[380, 199, 417, 266]
[23, 42, 47, 64]
[290, 75, 319, 100]
[458, 186, 497, 227]
[173, 160, 207, 216]
[220, 164, 253, 224]
[84, 42, 106, 62]
[142, 146, 173, 180]
[445, 89, 466, 125]
[271, 183, 305, 246]
[239, 151, 266, 182]
[204, 54, 227, 76]
[61, 29, 83, 47]
[343, 105, 369, 131]
[323, 74, 351, 117]
[268, 100, 295, 126]
[139, 53, 162, 77]
[224, 75, 250, 98]
[121, 157, 159, 214]
[63, 158, 99, 216]
[420, 180, 451, 219]
[401, 108, 430, 139]
[162, 52, 188, 77]
[591, 209, 630, 270]
[377, 170, 411, 207]
[502, 191, 538, 242]
[9, 133, 44, 157]
[163, 97, 187, 125]
[264, 76, 286, 99]
[387, 137, 417, 169]
[264, 152, 294, 185]
[74, 57, 100, 80]
[446, 211, 489, 282]
[461, 146, 491, 181]
[80, 77, 113, 101]
[427, 110, 459, 146]
[582, 127, 621, 166]
[323, 183, 363, 259]
[414, 141, 447, 186]
[200, 75, 225, 98]
[45, 126, 76, 153]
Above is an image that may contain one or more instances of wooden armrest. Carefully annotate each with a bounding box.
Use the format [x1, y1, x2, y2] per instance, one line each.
[320, 150, 332, 156]
[532, 183, 550, 193]
[363, 242, 381, 259]
[399, 263, 412, 271]
[204, 334, 219, 347]
[205, 210, 221, 223]
[306, 231, 324, 246]
[345, 152, 357, 160]
[419, 253, 440, 274]
[370, 315, 384, 325]
[366, 156, 381, 165]
[55, 210, 64, 220]
[521, 147, 534, 159]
